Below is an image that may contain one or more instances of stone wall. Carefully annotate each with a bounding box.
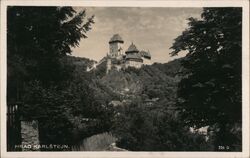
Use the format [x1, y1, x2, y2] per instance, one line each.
[21, 120, 40, 151]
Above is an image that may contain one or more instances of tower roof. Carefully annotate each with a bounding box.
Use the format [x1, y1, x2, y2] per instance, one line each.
[126, 53, 143, 62]
[140, 50, 151, 59]
[109, 34, 124, 43]
[125, 43, 139, 54]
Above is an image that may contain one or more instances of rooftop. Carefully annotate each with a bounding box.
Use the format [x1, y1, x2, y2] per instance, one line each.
[126, 53, 143, 61]
[109, 34, 124, 43]
[125, 43, 139, 53]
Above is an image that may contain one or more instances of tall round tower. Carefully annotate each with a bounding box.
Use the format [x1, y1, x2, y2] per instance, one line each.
[109, 34, 124, 58]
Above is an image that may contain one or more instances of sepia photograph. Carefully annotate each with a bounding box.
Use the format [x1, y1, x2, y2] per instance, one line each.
[1, 0, 249, 158]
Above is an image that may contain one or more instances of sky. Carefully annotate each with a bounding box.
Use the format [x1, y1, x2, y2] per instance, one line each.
[72, 7, 202, 63]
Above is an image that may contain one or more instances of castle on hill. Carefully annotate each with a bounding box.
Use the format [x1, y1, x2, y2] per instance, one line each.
[106, 34, 151, 73]
[86, 34, 152, 73]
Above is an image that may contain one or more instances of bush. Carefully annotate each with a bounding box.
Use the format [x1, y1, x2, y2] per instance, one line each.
[112, 101, 213, 151]
[21, 80, 116, 150]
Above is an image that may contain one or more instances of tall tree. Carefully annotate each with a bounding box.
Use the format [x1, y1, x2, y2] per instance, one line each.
[7, 6, 94, 101]
[170, 8, 242, 150]
[7, 7, 95, 149]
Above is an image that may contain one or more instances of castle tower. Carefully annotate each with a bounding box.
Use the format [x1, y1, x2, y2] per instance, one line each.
[125, 43, 143, 68]
[140, 50, 152, 65]
[109, 34, 124, 58]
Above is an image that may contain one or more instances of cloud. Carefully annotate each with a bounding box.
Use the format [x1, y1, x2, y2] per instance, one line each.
[72, 7, 202, 63]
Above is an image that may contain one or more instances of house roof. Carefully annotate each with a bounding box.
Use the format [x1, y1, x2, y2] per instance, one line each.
[125, 43, 139, 53]
[109, 34, 124, 43]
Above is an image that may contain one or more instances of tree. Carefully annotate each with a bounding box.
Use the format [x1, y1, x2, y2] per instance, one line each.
[113, 101, 210, 151]
[7, 7, 95, 149]
[7, 6, 94, 101]
[20, 78, 115, 150]
[170, 8, 242, 150]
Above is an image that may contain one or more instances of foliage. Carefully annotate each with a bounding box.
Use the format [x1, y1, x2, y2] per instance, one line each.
[20, 81, 74, 150]
[20, 79, 115, 150]
[112, 102, 211, 151]
[7, 6, 96, 149]
[170, 8, 242, 150]
[100, 59, 212, 151]
[7, 6, 94, 101]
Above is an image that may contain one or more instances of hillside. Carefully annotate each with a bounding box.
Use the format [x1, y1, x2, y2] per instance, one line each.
[101, 60, 181, 99]
[62, 56, 184, 116]
[69, 56, 183, 113]
[67, 56, 183, 99]
[65, 55, 185, 141]
[77, 57, 208, 151]
[37, 55, 208, 151]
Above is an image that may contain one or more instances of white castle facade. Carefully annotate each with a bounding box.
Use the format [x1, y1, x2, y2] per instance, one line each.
[106, 34, 152, 73]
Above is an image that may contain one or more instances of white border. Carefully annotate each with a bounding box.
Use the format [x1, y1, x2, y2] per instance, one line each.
[1, 0, 249, 158]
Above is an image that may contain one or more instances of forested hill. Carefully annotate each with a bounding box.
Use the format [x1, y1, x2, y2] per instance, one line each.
[37, 55, 199, 151]
[67, 56, 208, 151]
[21, 54, 209, 151]
[99, 60, 182, 102]
[68, 55, 184, 112]
[63, 55, 184, 118]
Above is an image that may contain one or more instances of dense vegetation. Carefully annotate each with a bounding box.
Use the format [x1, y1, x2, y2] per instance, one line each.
[7, 6, 96, 149]
[106, 61, 212, 151]
[64, 57, 211, 151]
[170, 8, 242, 151]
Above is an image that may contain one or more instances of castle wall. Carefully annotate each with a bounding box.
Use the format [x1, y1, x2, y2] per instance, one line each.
[109, 43, 123, 58]
[125, 60, 142, 68]
[114, 64, 122, 71]
[117, 43, 123, 55]
[143, 58, 152, 65]
[106, 58, 112, 73]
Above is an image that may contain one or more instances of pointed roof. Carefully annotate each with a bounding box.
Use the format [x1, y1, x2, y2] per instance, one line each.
[125, 43, 139, 54]
[109, 34, 124, 43]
